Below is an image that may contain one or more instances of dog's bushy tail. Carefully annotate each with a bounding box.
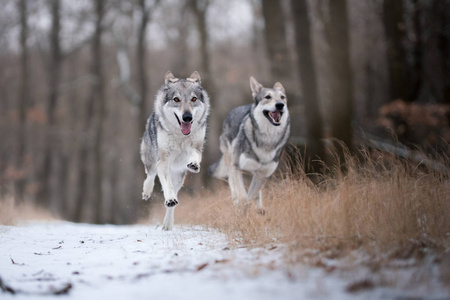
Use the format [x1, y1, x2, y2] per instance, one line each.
[209, 138, 233, 181]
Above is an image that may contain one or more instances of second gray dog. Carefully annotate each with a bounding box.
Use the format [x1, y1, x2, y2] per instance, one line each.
[210, 76, 290, 213]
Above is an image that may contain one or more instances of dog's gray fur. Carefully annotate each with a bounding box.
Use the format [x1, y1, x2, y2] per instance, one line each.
[141, 71, 210, 230]
[210, 76, 290, 212]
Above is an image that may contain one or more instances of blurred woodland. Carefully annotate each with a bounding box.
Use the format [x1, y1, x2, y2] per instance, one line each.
[1, 0, 449, 224]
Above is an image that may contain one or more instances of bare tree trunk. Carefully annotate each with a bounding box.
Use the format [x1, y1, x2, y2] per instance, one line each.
[109, 152, 119, 223]
[137, 0, 150, 129]
[409, 0, 423, 102]
[291, 0, 325, 175]
[59, 55, 81, 220]
[73, 61, 96, 221]
[38, 0, 62, 208]
[58, 155, 69, 216]
[261, 0, 298, 144]
[172, 4, 189, 76]
[383, 0, 408, 102]
[74, 144, 90, 222]
[442, 0, 450, 103]
[92, 0, 106, 224]
[15, 0, 29, 202]
[326, 0, 354, 170]
[190, 0, 211, 81]
[189, 0, 218, 186]
[428, 0, 450, 104]
[135, 0, 153, 221]
[74, 0, 105, 223]
[49, 0, 63, 211]
[250, 0, 265, 74]
[188, 0, 213, 93]
[261, 0, 291, 81]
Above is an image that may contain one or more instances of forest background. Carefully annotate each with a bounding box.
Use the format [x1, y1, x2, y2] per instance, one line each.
[1, 0, 449, 224]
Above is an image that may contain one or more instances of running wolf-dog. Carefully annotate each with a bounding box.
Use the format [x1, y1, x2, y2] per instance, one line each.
[141, 71, 210, 230]
[210, 76, 290, 213]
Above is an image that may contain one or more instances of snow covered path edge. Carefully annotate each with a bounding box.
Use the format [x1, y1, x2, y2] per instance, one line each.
[1, 222, 448, 299]
[0, 222, 355, 300]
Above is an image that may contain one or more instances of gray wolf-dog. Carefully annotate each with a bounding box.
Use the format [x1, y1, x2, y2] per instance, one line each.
[210, 76, 290, 213]
[141, 71, 210, 230]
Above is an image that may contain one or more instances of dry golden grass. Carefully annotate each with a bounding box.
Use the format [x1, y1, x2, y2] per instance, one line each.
[170, 148, 450, 264]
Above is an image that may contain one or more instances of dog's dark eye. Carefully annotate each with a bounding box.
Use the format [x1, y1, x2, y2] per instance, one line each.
[191, 97, 197, 102]
[281, 95, 285, 100]
[174, 97, 180, 102]
[265, 95, 271, 99]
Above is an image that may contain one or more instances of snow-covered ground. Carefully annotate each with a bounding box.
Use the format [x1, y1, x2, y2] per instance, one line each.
[0, 222, 448, 299]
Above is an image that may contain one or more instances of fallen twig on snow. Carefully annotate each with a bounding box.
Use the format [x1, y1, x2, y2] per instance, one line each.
[10, 257, 25, 266]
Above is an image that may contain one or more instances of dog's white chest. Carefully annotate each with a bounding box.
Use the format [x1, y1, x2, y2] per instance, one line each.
[159, 132, 187, 150]
[156, 129, 205, 174]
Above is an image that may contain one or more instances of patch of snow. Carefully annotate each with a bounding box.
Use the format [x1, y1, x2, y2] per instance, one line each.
[0, 222, 448, 299]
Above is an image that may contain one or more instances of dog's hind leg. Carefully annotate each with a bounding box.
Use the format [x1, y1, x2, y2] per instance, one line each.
[247, 175, 267, 214]
[162, 207, 175, 231]
[228, 167, 248, 206]
[142, 166, 156, 200]
[220, 138, 246, 204]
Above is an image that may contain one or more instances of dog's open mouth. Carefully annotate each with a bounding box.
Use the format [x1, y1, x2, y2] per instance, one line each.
[263, 110, 282, 126]
[174, 113, 192, 135]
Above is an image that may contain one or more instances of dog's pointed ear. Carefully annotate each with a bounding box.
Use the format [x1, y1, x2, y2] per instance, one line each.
[273, 82, 285, 92]
[250, 76, 263, 99]
[187, 71, 201, 83]
[165, 71, 178, 84]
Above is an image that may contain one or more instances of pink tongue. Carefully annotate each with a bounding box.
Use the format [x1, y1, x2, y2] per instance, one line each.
[181, 122, 192, 135]
[270, 111, 281, 123]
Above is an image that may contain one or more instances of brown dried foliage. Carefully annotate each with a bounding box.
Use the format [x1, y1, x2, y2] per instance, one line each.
[171, 147, 450, 261]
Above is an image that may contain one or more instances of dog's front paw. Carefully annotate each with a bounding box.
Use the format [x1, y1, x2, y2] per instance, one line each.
[162, 224, 172, 231]
[165, 199, 178, 207]
[187, 162, 200, 173]
[142, 192, 151, 201]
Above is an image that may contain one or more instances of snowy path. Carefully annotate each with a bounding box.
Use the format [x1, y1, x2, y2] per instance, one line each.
[1, 222, 447, 299]
[0, 222, 360, 299]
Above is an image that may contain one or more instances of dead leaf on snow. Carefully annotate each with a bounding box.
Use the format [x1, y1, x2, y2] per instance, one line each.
[196, 263, 209, 271]
[346, 279, 375, 293]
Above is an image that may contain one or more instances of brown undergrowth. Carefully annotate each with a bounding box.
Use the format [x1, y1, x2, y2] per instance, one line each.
[170, 147, 450, 275]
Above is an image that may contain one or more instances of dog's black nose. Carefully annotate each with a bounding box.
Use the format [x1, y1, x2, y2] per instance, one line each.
[275, 102, 284, 110]
[182, 112, 193, 123]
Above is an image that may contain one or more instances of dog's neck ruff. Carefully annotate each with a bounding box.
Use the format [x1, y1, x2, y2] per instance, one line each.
[247, 108, 289, 151]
